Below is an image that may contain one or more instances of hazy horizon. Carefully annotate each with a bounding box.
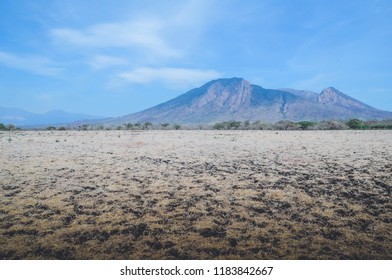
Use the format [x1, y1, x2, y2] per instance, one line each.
[1, 0, 392, 116]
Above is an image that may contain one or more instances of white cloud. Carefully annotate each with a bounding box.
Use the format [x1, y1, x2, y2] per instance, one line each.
[118, 67, 221, 87]
[0, 51, 63, 77]
[51, 19, 181, 59]
[90, 55, 127, 70]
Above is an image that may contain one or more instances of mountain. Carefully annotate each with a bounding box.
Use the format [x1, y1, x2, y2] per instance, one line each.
[112, 78, 392, 124]
[6, 78, 390, 127]
[0, 107, 104, 127]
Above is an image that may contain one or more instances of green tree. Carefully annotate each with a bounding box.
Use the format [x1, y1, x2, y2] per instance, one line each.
[7, 124, 16, 131]
[79, 124, 89, 131]
[251, 120, 264, 130]
[173, 124, 181, 130]
[274, 120, 297, 130]
[134, 122, 141, 129]
[227, 121, 241, 130]
[0, 123, 6, 130]
[243, 120, 251, 129]
[296, 121, 316, 130]
[161, 123, 170, 129]
[346, 119, 363, 129]
[125, 123, 134, 130]
[143, 122, 152, 130]
[315, 120, 347, 130]
[213, 122, 225, 130]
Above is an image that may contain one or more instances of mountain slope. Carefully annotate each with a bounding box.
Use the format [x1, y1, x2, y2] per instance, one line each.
[114, 78, 392, 124]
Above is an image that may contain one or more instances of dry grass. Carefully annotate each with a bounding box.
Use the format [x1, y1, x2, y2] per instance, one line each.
[0, 130, 391, 259]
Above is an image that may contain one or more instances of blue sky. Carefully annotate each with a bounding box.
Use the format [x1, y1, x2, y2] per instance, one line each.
[1, 0, 391, 117]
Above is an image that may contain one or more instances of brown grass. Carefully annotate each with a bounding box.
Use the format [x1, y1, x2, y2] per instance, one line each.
[0, 130, 391, 259]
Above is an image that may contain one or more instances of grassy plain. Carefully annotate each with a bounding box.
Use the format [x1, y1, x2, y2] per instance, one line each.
[0, 130, 391, 259]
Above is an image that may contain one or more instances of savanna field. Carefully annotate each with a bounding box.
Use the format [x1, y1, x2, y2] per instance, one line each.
[0, 130, 391, 259]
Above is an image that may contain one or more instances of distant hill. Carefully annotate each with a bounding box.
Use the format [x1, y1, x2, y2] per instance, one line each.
[6, 78, 391, 127]
[0, 107, 104, 127]
[110, 78, 392, 124]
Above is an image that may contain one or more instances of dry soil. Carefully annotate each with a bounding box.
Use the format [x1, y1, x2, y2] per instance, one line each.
[0, 130, 391, 259]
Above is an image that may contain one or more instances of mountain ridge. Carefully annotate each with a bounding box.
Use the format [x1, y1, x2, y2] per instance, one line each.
[112, 78, 392, 124]
[3, 78, 392, 126]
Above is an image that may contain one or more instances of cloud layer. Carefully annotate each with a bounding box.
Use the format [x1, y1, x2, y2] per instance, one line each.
[51, 19, 181, 59]
[0, 51, 63, 77]
[119, 67, 221, 86]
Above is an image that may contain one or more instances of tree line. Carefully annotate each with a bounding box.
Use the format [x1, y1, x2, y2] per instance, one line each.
[212, 119, 392, 130]
[1, 119, 392, 131]
[0, 123, 16, 131]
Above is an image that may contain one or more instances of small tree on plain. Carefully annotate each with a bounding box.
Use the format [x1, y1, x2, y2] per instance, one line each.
[125, 123, 134, 130]
[134, 122, 141, 130]
[296, 121, 316, 130]
[346, 119, 363, 129]
[161, 123, 170, 129]
[143, 122, 152, 130]
[7, 124, 16, 131]
[213, 122, 225, 130]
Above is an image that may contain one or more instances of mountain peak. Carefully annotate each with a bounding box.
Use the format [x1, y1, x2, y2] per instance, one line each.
[318, 87, 346, 104]
[321, 87, 341, 95]
[205, 77, 248, 88]
[115, 78, 392, 124]
[216, 77, 246, 83]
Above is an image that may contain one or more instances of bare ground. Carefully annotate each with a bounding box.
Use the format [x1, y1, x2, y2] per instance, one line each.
[0, 130, 391, 259]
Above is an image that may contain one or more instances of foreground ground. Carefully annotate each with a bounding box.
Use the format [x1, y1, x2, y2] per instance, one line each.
[0, 130, 391, 259]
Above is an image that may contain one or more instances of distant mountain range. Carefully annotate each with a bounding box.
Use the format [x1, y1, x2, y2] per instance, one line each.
[0, 107, 103, 127]
[3, 78, 392, 127]
[111, 78, 392, 124]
